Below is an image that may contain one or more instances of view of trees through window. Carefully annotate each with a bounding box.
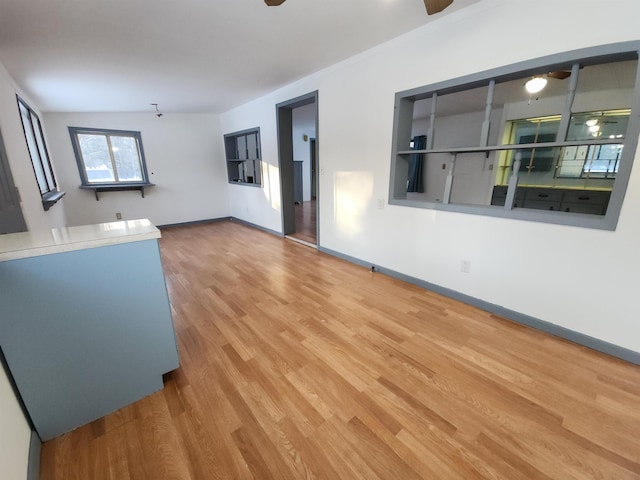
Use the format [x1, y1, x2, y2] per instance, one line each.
[69, 128, 148, 185]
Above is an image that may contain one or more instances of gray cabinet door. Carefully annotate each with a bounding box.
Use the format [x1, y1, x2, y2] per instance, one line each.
[0, 131, 27, 234]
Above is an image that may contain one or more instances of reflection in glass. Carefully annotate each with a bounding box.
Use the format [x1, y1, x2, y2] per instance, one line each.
[572, 60, 637, 113]
[567, 110, 630, 141]
[558, 144, 623, 179]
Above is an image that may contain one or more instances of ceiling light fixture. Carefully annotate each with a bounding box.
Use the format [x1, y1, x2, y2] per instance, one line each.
[151, 103, 163, 117]
[525, 76, 548, 94]
[585, 118, 599, 127]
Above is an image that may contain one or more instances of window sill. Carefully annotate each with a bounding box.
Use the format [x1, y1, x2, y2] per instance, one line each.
[80, 183, 155, 201]
[42, 190, 66, 211]
[228, 180, 262, 187]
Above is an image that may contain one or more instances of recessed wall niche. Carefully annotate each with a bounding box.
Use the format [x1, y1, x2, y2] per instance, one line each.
[389, 42, 640, 230]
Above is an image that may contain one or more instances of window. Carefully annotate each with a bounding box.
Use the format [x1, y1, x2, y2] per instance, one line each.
[69, 127, 150, 185]
[17, 96, 65, 210]
[388, 42, 640, 230]
[224, 128, 262, 186]
[69, 127, 153, 199]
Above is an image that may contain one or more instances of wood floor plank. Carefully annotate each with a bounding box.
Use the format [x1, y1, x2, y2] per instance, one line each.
[40, 221, 640, 479]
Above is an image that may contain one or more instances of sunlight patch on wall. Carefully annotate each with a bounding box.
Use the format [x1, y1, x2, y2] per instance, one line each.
[334, 171, 374, 237]
[262, 162, 280, 210]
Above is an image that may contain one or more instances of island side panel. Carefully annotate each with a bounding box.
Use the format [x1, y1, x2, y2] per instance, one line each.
[0, 239, 179, 441]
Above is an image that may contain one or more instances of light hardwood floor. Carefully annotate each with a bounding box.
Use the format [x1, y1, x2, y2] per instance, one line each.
[290, 199, 316, 245]
[40, 220, 640, 479]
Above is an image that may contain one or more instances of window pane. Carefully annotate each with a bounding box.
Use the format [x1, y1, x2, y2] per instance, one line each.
[583, 144, 623, 178]
[71, 128, 149, 186]
[431, 84, 490, 149]
[449, 152, 497, 206]
[32, 116, 55, 191]
[18, 97, 59, 200]
[502, 117, 561, 186]
[110, 136, 143, 182]
[567, 110, 630, 141]
[78, 134, 115, 183]
[19, 105, 48, 194]
[572, 59, 637, 114]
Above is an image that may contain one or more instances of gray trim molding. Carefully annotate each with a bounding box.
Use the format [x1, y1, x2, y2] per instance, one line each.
[157, 217, 283, 237]
[318, 246, 640, 366]
[228, 217, 283, 237]
[157, 217, 231, 229]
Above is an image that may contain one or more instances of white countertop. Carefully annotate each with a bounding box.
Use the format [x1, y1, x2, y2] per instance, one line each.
[0, 219, 161, 262]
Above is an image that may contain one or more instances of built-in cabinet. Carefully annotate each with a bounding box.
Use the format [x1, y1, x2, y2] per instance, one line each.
[491, 186, 610, 214]
[224, 128, 262, 186]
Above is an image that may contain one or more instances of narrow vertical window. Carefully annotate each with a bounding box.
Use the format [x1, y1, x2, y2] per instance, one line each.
[17, 96, 64, 210]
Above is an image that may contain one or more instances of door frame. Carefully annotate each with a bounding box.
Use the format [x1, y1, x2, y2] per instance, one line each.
[310, 138, 317, 200]
[276, 91, 319, 241]
[0, 129, 27, 234]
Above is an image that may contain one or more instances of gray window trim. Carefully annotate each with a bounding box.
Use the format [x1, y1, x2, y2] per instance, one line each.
[16, 96, 65, 211]
[223, 127, 263, 187]
[388, 41, 640, 231]
[68, 126, 153, 194]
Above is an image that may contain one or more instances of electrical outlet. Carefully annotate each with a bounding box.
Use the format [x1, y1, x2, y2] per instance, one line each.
[377, 198, 385, 210]
[460, 260, 471, 273]
[116, 212, 122, 220]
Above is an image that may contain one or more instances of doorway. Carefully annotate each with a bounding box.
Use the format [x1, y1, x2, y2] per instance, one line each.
[0, 131, 27, 234]
[276, 91, 318, 246]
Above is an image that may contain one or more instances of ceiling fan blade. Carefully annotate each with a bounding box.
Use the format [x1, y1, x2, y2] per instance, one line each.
[423, 0, 454, 15]
[548, 70, 571, 80]
[264, 0, 286, 5]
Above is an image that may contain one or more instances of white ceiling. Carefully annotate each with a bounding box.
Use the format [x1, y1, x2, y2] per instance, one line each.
[0, 0, 480, 114]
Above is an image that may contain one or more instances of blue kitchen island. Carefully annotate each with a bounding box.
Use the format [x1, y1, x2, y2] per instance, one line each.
[0, 219, 179, 441]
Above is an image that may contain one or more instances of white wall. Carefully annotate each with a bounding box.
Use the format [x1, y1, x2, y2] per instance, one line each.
[223, 101, 284, 232]
[220, 0, 640, 354]
[0, 61, 63, 480]
[44, 112, 230, 226]
[0, 63, 67, 231]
